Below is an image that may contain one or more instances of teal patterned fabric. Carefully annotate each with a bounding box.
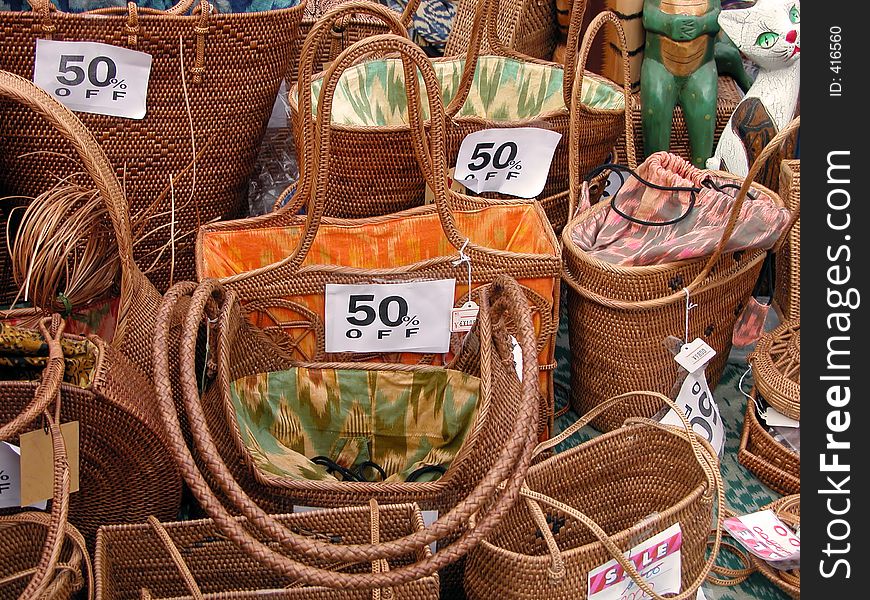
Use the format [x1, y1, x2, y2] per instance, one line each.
[553, 284, 790, 600]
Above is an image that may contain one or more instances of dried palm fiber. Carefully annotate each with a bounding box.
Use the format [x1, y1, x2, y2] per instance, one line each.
[0, 0, 305, 293]
[0, 317, 92, 600]
[464, 391, 724, 600]
[201, 34, 561, 440]
[752, 495, 800, 599]
[96, 501, 440, 600]
[774, 160, 800, 321]
[0, 315, 182, 548]
[737, 391, 799, 496]
[445, 0, 557, 60]
[615, 76, 744, 165]
[152, 272, 541, 595]
[289, 0, 420, 79]
[284, 2, 630, 233]
[749, 319, 799, 420]
[561, 117, 800, 432]
[0, 70, 163, 377]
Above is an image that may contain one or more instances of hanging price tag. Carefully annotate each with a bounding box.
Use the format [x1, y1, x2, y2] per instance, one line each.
[660, 370, 725, 456]
[0, 442, 48, 510]
[450, 301, 479, 332]
[34, 40, 152, 119]
[674, 338, 717, 374]
[453, 127, 562, 198]
[724, 510, 800, 570]
[588, 523, 683, 600]
[325, 280, 455, 353]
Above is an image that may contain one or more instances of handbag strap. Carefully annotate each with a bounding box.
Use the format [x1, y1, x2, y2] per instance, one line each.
[153, 274, 540, 587]
[562, 116, 801, 311]
[521, 391, 723, 599]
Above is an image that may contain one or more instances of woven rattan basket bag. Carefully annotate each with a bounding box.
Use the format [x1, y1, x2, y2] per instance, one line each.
[96, 502, 439, 600]
[774, 160, 800, 322]
[201, 34, 561, 439]
[445, 0, 558, 60]
[0, 0, 305, 292]
[0, 70, 164, 376]
[152, 273, 540, 594]
[284, 4, 630, 233]
[0, 316, 182, 548]
[561, 118, 800, 433]
[464, 391, 724, 600]
[0, 319, 92, 600]
[752, 495, 800, 599]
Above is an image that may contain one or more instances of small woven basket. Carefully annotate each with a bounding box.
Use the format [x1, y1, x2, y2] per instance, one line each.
[95, 503, 439, 600]
[750, 319, 800, 421]
[752, 495, 800, 599]
[774, 160, 800, 322]
[738, 397, 799, 495]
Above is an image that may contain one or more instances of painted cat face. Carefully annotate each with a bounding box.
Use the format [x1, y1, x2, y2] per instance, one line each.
[719, 0, 801, 70]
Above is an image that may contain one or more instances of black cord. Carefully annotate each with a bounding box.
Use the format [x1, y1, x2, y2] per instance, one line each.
[405, 464, 447, 482]
[700, 176, 759, 201]
[310, 456, 364, 482]
[354, 460, 388, 482]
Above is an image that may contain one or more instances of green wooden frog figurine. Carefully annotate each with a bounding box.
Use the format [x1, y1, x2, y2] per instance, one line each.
[641, 0, 721, 167]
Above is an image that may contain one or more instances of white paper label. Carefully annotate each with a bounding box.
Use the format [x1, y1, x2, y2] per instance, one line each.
[660, 369, 725, 455]
[588, 523, 683, 600]
[450, 301, 479, 332]
[510, 335, 523, 380]
[724, 510, 800, 570]
[674, 338, 717, 374]
[0, 442, 47, 510]
[34, 39, 152, 119]
[325, 280, 455, 353]
[454, 127, 562, 198]
[761, 405, 800, 428]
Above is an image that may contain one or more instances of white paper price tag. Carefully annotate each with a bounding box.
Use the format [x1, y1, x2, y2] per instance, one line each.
[454, 127, 562, 198]
[724, 510, 800, 570]
[450, 301, 479, 332]
[0, 442, 46, 510]
[510, 335, 523, 381]
[761, 405, 800, 428]
[660, 370, 725, 455]
[34, 40, 152, 119]
[588, 523, 683, 600]
[325, 280, 455, 353]
[674, 338, 716, 374]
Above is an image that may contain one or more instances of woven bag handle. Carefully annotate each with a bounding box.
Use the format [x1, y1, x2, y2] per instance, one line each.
[0, 70, 150, 354]
[562, 116, 801, 311]
[442, 0, 493, 118]
[566, 11, 635, 220]
[153, 274, 540, 587]
[521, 391, 724, 599]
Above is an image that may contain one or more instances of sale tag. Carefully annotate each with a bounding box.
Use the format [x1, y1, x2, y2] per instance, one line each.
[325, 280, 455, 353]
[724, 510, 800, 570]
[19, 421, 80, 507]
[451, 301, 479, 332]
[660, 370, 725, 455]
[760, 405, 800, 428]
[674, 338, 717, 374]
[0, 442, 48, 510]
[454, 127, 562, 198]
[588, 523, 683, 600]
[34, 40, 152, 119]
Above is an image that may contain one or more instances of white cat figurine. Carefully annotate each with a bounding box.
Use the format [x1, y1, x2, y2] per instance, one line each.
[707, 0, 800, 175]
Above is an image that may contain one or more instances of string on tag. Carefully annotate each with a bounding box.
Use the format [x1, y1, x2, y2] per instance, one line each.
[683, 288, 697, 345]
[738, 365, 767, 417]
[452, 238, 472, 305]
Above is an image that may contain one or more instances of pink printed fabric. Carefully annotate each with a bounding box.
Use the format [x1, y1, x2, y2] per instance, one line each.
[571, 152, 792, 266]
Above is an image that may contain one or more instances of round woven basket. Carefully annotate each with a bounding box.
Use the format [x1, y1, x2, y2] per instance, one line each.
[738, 396, 800, 496]
[752, 495, 800, 599]
[750, 320, 800, 421]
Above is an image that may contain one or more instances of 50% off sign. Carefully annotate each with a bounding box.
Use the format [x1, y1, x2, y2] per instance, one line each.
[325, 280, 455, 353]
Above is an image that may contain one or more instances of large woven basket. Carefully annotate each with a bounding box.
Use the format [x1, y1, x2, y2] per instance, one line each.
[445, 0, 557, 60]
[0, 0, 305, 291]
[153, 274, 541, 595]
[561, 119, 799, 432]
[0, 318, 182, 548]
[0, 70, 163, 376]
[774, 160, 800, 322]
[464, 391, 723, 600]
[752, 495, 800, 599]
[286, 4, 630, 234]
[737, 393, 799, 496]
[96, 503, 439, 600]
[749, 319, 799, 421]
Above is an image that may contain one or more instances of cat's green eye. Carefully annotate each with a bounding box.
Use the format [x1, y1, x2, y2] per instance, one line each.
[789, 5, 800, 24]
[756, 31, 780, 49]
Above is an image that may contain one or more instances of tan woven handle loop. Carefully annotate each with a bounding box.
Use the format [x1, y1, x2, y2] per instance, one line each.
[293, 1, 413, 201]
[706, 540, 756, 587]
[522, 392, 724, 600]
[0, 70, 145, 350]
[563, 116, 801, 311]
[153, 275, 539, 587]
[443, 0, 492, 118]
